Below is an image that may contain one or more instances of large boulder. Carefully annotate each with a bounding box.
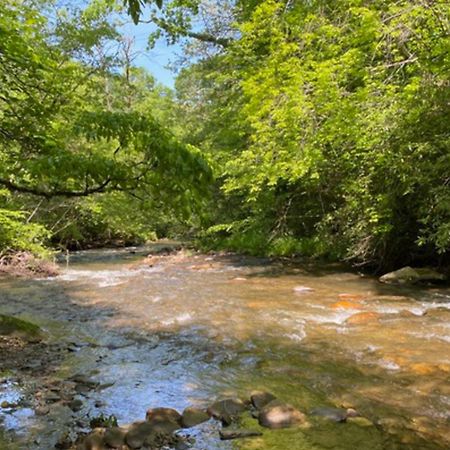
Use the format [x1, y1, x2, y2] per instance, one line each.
[379, 267, 446, 285]
[258, 400, 306, 429]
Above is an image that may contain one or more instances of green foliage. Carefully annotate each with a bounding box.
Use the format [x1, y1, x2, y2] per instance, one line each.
[0, 202, 50, 258]
[0, 0, 212, 256]
[178, 0, 450, 269]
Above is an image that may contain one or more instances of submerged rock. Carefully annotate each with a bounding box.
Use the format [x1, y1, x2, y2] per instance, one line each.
[0, 314, 42, 342]
[310, 407, 349, 422]
[379, 267, 446, 285]
[345, 312, 381, 325]
[331, 300, 362, 310]
[258, 400, 306, 429]
[181, 407, 210, 428]
[219, 429, 263, 440]
[55, 431, 74, 449]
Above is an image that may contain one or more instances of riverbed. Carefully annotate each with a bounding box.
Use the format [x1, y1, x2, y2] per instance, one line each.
[1, 245, 449, 449]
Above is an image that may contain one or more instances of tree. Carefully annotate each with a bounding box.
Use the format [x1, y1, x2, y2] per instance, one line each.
[0, 0, 212, 254]
[136, 0, 450, 268]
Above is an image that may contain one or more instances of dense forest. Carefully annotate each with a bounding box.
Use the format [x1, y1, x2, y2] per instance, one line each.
[0, 0, 449, 271]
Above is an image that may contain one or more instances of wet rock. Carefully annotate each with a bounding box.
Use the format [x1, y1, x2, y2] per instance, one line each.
[250, 391, 277, 410]
[36, 404, 50, 415]
[181, 407, 210, 428]
[103, 427, 126, 448]
[379, 266, 446, 285]
[207, 398, 247, 419]
[220, 412, 234, 427]
[146, 407, 182, 427]
[338, 293, 365, 302]
[397, 309, 422, 318]
[345, 408, 359, 418]
[331, 300, 362, 310]
[345, 312, 381, 325]
[310, 407, 349, 422]
[409, 363, 438, 375]
[219, 429, 263, 440]
[44, 392, 62, 403]
[347, 416, 373, 427]
[125, 421, 156, 449]
[68, 399, 83, 412]
[70, 374, 99, 388]
[83, 429, 106, 450]
[369, 295, 413, 303]
[144, 430, 184, 448]
[0, 314, 43, 342]
[55, 431, 73, 449]
[258, 400, 306, 429]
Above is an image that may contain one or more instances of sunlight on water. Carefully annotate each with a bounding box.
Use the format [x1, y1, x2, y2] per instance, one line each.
[0, 247, 449, 449]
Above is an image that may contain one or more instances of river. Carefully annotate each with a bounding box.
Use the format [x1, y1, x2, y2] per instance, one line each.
[0, 245, 449, 449]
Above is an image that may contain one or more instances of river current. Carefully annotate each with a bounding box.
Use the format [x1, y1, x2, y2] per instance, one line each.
[0, 245, 449, 449]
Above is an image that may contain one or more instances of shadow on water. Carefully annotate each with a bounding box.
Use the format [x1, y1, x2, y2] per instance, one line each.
[0, 248, 449, 449]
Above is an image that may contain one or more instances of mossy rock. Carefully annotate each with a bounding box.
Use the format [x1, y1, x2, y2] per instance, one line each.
[0, 315, 43, 342]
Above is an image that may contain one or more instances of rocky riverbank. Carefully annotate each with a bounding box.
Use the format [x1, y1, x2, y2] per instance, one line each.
[69, 391, 364, 449]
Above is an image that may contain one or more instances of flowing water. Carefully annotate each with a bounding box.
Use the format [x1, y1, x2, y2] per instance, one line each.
[0, 245, 449, 449]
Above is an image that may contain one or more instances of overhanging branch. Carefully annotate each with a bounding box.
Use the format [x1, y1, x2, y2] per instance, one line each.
[0, 177, 114, 198]
[141, 18, 232, 48]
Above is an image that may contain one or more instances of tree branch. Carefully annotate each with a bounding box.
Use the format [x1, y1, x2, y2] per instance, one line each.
[0, 177, 114, 198]
[141, 18, 232, 47]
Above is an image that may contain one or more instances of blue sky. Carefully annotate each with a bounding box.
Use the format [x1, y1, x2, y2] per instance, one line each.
[119, 17, 178, 89]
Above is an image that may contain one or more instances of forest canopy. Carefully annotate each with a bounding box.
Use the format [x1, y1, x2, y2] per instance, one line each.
[0, 0, 449, 270]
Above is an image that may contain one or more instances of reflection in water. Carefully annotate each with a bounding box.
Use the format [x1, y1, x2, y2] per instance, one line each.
[0, 247, 449, 449]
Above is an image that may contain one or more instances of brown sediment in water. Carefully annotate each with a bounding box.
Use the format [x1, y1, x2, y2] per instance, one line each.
[0, 246, 449, 449]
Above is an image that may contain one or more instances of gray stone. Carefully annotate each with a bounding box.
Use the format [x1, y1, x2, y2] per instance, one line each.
[258, 400, 306, 429]
[219, 429, 263, 440]
[250, 391, 277, 410]
[181, 407, 210, 428]
[310, 407, 348, 422]
[68, 399, 83, 412]
[207, 398, 246, 419]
